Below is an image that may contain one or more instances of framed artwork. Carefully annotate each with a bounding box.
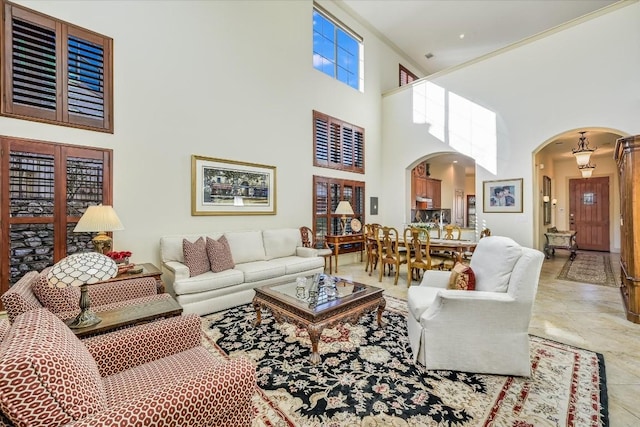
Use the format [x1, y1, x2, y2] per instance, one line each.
[483, 178, 523, 213]
[191, 155, 276, 215]
[543, 175, 551, 225]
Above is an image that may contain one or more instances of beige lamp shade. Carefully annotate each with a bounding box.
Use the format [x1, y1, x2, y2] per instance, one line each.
[334, 201, 354, 216]
[74, 205, 124, 233]
[74, 205, 124, 254]
[335, 201, 354, 235]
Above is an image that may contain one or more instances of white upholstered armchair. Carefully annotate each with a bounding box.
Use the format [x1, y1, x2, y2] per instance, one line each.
[406, 236, 544, 376]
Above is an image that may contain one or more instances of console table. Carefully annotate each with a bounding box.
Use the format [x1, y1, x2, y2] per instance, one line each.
[325, 234, 364, 273]
[544, 230, 578, 261]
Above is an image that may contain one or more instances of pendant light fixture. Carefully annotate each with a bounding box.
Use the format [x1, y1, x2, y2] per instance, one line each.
[579, 162, 596, 178]
[572, 131, 597, 166]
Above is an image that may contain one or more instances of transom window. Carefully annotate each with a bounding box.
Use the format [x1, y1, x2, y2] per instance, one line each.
[312, 4, 363, 91]
[313, 110, 364, 174]
[399, 64, 418, 86]
[1, 1, 113, 133]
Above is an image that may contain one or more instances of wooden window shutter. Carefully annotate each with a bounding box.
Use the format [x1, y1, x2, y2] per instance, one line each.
[313, 110, 364, 174]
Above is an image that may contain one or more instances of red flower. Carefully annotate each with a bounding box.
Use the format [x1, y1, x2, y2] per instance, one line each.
[106, 251, 132, 261]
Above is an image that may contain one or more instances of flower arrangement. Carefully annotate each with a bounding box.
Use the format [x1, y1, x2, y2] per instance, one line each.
[105, 251, 132, 263]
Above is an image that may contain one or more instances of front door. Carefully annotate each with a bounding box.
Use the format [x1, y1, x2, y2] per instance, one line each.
[569, 176, 609, 251]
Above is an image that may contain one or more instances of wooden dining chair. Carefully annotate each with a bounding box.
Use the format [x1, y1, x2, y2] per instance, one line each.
[480, 228, 492, 238]
[443, 225, 462, 240]
[404, 227, 444, 285]
[299, 226, 333, 273]
[364, 223, 381, 275]
[375, 226, 407, 286]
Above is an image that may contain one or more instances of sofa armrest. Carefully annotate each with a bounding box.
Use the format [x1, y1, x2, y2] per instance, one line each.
[163, 260, 190, 281]
[69, 355, 257, 427]
[296, 246, 319, 257]
[418, 269, 451, 288]
[88, 277, 157, 306]
[83, 314, 202, 377]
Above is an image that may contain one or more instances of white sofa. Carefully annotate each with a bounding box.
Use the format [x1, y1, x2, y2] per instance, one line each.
[160, 228, 325, 315]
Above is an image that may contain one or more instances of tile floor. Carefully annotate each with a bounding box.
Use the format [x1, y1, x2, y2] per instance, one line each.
[331, 251, 640, 426]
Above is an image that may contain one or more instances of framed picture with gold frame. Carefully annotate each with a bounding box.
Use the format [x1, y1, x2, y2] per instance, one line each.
[483, 178, 523, 213]
[191, 155, 276, 215]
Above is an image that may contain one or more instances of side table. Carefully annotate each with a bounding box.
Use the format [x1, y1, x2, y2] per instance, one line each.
[71, 295, 182, 338]
[104, 262, 165, 293]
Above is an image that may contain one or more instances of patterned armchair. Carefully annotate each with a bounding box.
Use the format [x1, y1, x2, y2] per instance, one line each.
[0, 308, 256, 426]
[1, 268, 164, 323]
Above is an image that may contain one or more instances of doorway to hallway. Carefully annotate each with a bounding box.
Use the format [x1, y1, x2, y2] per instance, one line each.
[569, 176, 609, 252]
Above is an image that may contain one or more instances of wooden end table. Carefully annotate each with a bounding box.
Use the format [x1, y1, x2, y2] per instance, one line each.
[70, 295, 182, 338]
[104, 262, 165, 293]
[253, 277, 385, 364]
[324, 234, 365, 274]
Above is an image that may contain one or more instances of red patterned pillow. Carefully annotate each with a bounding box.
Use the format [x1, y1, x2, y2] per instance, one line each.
[206, 235, 235, 273]
[447, 262, 476, 290]
[31, 269, 81, 313]
[183, 237, 210, 277]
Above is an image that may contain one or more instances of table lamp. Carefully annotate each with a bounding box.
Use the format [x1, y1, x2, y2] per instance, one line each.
[73, 204, 124, 254]
[47, 252, 118, 328]
[334, 201, 354, 235]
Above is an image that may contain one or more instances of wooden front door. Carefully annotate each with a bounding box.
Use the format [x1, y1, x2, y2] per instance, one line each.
[569, 177, 609, 251]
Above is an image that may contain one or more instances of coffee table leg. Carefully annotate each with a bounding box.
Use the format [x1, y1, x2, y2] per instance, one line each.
[253, 299, 262, 326]
[308, 324, 323, 364]
[377, 297, 386, 327]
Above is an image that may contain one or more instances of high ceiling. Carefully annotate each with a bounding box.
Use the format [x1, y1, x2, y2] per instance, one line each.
[338, 0, 618, 75]
[335, 0, 622, 173]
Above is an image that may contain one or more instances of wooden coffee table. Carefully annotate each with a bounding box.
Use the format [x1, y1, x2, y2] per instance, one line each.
[71, 295, 183, 338]
[253, 276, 386, 364]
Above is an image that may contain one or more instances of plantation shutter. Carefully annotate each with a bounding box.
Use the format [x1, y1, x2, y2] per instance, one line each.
[313, 110, 364, 174]
[2, 3, 113, 132]
[5, 5, 59, 121]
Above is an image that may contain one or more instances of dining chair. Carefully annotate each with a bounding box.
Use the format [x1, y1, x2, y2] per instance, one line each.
[404, 227, 445, 285]
[480, 228, 492, 238]
[443, 225, 462, 240]
[364, 223, 381, 275]
[300, 226, 333, 273]
[375, 226, 407, 286]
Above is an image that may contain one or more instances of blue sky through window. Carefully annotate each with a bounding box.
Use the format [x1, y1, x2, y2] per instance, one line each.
[313, 9, 361, 90]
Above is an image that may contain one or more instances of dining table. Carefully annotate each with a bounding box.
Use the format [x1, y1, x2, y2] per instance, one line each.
[367, 231, 478, 266]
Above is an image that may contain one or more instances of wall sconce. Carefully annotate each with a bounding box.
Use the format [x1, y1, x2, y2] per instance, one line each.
[542, 195, 550, 203]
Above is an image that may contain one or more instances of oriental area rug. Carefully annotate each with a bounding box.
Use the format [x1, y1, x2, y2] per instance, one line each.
[557, 252, 618, 287]
[201, 296, 608, 427]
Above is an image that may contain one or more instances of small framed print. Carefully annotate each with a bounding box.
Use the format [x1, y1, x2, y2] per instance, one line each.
[483, 178, 523, 213]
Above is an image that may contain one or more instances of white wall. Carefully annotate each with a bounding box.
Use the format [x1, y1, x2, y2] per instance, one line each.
[381, 2, 640, 248]
[1, 0, 414, 267]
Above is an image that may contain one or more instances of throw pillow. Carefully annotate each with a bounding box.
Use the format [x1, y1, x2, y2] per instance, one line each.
[206, 235, 235, 273]
[447, 262, 476, 291]
[183, 237, 210, 277]
[31, 269, 81, 313]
